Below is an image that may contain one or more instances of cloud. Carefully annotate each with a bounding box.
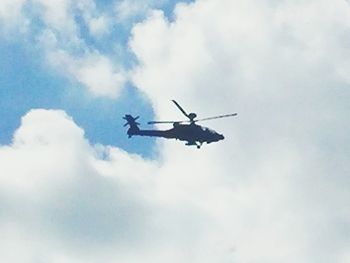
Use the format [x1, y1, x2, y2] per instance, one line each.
[44, 46, 127, 98]
[1, 0, 128, 98]
[33, 0, 128, 98]
[0, 110, 235, 263]
[115, 0, 166, 23]
[0, 0, 193, 98]
[32, 0, 77, 37]
[0, 0, 28, 32]
[128, 0, 350, 261]
[0, 109, 158, 262]
[87, 16, 111, 37]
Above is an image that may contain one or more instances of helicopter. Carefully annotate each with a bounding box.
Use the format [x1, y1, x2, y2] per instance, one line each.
[123, 100, 237, 149]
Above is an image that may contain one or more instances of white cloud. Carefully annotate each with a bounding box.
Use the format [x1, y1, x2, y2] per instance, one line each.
[1, 102, 348, 262]
[32, 0, 127, 97]
[0, 0, 25, 19]
[76, 0, 111, 37]
[32, 0, 77, 37]
[0, 109, 158, 262]
[0, 0, 28, 33]
[48, 49, 126, 97]
[37, 28, 126, 98]
[115, 0, 166, 23]
[0, 109, 88, 194]
[1, 0, 128, 98]
[88, 16, 110, 37]
[31, 0, 106, 40]
[128, 0, 350, 261]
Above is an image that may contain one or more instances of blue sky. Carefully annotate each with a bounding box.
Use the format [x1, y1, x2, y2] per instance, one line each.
[0, 37, 155, 157]
[0, 0, 193, 158]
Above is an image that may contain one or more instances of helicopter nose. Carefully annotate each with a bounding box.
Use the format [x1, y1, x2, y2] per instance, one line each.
[214, 133, 224, 141]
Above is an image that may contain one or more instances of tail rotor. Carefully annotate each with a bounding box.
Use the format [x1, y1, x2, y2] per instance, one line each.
[123, 115, 140, 137]
[123, 115, 140, 126]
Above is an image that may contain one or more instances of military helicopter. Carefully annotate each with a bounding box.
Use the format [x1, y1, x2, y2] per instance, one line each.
[123, 100, 237, 148]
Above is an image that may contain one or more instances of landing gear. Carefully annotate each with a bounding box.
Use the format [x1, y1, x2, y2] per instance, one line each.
[196, 142, 203, 149]
[186, 141, 203, 149]
[185, 141, 202, 148]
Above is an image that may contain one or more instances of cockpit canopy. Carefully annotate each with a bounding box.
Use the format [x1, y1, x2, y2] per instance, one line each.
[201, 126, 216, 134]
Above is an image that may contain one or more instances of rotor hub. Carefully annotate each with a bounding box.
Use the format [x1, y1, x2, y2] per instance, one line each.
[188, 113, 197, 121]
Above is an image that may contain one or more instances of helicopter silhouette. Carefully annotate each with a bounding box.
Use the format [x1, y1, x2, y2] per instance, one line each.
[123, 100, 237, 149]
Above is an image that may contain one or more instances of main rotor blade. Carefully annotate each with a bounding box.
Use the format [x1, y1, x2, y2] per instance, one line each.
[148, 120, 185, 124]
[194, 113, 238, 122]
[171, 100, 190, 118]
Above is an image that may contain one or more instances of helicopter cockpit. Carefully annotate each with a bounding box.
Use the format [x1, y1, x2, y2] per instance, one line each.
[201, 126, 216, 134]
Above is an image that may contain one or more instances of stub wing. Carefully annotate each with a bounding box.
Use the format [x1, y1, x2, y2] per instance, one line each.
[130, 129, 176, 139]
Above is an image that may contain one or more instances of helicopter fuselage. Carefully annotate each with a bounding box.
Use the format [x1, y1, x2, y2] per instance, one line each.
[128, 122, 224, 148]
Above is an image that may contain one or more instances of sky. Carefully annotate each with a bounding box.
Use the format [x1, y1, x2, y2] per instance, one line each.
[0, 0, 350, 262]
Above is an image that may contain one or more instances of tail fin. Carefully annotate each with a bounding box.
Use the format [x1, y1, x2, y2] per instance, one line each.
[123, 115, 140, 137]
